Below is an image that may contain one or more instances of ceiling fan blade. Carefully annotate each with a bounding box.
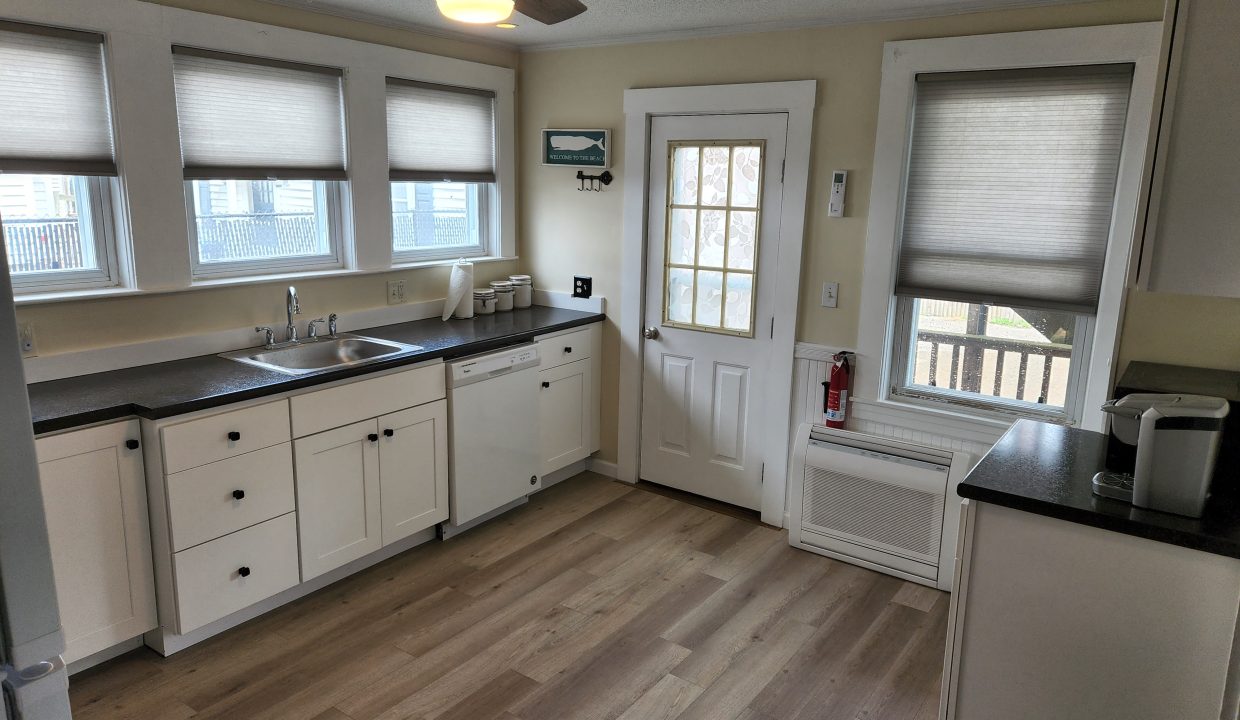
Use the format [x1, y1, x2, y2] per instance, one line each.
[514, 0, 587, 24]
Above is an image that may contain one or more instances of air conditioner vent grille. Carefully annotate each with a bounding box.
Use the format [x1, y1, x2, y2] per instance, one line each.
[802, 465, 944, 561]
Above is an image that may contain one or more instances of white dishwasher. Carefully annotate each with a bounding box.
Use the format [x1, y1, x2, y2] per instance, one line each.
[445, 343, 542, 528]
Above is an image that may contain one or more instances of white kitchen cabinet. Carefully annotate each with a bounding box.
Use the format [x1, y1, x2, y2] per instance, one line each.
[293, 418, 383, 580]
[539, 358, 596, 476]
[35, 420, 157, 664]
[536, 324, 602, 478]
[378, 400, 449, 546]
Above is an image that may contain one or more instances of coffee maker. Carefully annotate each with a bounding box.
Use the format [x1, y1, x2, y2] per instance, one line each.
[1094, 393, 1230, 518]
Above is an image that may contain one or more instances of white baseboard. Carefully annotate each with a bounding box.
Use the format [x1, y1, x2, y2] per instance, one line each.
[67, 636, 144, 676]
[144, 526, 437, 656]
[586, 456, 620, 480]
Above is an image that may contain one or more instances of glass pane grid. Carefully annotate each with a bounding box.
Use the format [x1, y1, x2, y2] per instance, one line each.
[662, 141, 763, 337]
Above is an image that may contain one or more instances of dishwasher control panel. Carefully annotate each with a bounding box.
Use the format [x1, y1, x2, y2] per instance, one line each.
[450, 345, 540, 386]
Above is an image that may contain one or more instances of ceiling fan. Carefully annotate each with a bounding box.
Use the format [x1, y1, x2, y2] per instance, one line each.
[435, 0, 587, 25]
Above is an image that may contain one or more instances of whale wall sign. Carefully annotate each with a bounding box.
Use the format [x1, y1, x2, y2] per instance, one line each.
[542, 129, 610, 169]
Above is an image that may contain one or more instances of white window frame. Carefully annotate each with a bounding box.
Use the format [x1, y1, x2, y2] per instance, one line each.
[855, 23, 1163, 433]
[7, 176, 121, 294]
[184, 180, 346, 279]
[389, 181, 494, 264]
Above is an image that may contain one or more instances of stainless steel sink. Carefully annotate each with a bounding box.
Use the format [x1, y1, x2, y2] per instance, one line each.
[220, 334, 423, 376]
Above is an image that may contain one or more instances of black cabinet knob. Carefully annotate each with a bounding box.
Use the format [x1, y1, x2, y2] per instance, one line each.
[237, 566, 251, 578]
[368, 433, 379, 443]
[383, 428, 394, 437]
[232, 489, 245, 500]
[125, 439, 140, 450]
[564, 346, 573, 354]
[227, 431, 241, 442]
[541, 381, 550, 389]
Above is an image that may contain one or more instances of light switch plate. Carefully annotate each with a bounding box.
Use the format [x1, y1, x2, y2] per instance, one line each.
[18, 321, 37, 357]
[821, 282, 839, 308]
[387, 280, 407, 305]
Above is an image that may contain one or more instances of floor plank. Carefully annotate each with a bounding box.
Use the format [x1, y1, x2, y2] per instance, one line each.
[68, 472, 948, 720]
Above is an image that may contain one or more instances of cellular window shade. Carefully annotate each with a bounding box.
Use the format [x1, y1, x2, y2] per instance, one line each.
[0, 21, 115, 175]
[896, 65, 1134, 314]
[172, 47, 346, 180]
[386, 78, 496, 183]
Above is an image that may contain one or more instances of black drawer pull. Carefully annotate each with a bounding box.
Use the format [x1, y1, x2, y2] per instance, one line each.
[368, 433, 379, 443]
[237, 566, 251, 578]
[564, 346, 573, 354]
[541, 381, 550, 389]
[125, 439, 140, 450]
[232, 489, 245, 500]
[383, 428, 394, 437]
[227, 431, 241, 442]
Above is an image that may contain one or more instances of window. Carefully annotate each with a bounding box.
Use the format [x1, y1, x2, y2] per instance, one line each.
[663, 143, 763, 336]
[890, 65, 1133, 420]
[172, 47, 347, 277]
[0, 21, 120, 292]
[386, 78, 496, 261]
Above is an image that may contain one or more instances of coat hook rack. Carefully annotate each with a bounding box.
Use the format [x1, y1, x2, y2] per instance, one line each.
[576, 170, 613, 192]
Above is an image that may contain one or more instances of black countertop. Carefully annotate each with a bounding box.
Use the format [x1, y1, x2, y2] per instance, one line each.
[28, 306, 604, 435]
[958, 419, 1240, 559]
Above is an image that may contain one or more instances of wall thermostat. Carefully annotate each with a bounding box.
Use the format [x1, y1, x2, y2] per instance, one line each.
[828, 170, 848, 218]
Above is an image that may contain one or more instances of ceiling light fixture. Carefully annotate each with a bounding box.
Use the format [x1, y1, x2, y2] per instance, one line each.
[435, 0, 514, 24]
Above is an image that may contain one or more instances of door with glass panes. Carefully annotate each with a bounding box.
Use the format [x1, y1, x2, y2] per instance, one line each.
[640, 113, 787, 510]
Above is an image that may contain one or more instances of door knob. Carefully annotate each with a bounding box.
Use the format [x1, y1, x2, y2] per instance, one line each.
[643, 326, 660, 340]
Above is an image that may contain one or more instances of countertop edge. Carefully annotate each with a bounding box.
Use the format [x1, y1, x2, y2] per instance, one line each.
[31, 312, 604, 436]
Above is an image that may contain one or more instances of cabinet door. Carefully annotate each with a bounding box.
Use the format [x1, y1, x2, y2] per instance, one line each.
[539, 358, 594, 476]
[35, 420, 157, 664]
[377, 400, 449, 546]
[293, 419, 381, 580]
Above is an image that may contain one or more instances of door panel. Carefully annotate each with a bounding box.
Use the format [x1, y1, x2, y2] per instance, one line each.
[294, 418, 381, 580]
[640, 113, 788, 510]
[378, 401, 449, 546]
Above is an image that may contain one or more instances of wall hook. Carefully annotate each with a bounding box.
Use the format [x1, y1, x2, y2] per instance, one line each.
[576, 170, 613, 192]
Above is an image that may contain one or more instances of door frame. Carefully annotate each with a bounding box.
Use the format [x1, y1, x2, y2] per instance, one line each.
[618, 80, 817, 527]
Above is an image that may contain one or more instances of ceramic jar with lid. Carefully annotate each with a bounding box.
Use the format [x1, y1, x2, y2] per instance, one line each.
[473, 288, 496, 315]
[509, 274, 533, 308]
[490, 280, 514, 312]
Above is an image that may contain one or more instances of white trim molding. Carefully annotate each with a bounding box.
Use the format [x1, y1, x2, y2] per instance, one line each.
[617, 80, 817, 527]
[855, 23, 1163, 433]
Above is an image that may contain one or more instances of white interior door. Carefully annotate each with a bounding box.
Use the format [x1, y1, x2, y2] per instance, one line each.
[640, 113, 788, 510]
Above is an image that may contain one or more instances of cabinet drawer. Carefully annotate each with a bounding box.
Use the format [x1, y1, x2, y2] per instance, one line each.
[166, 443, 295, 552]
[172, 512, 299, 634]
[536, 325, 599, 371]
[162, 400, 290, 474]
[290, 364, 445, 438]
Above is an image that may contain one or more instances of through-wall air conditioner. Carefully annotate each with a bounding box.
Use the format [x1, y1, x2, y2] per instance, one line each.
[788, 423, 971, 590]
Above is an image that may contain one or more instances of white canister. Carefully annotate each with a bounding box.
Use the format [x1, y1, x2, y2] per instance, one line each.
[490, 280, 514, 312]
[473, 288, 496, 315]
[509, 274, 533, 308]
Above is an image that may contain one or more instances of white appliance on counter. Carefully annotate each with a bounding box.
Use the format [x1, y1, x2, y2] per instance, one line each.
[788, 423, 972, 590]
[444, 344, 542, 534]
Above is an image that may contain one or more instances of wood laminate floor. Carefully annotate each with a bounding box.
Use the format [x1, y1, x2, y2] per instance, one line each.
[69, 472, 949, 720]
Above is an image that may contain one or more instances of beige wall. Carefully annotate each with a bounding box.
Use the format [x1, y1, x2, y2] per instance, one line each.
[519, 0, 1240, 463]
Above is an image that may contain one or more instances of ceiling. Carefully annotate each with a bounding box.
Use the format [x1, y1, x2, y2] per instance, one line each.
[260, 0, 1096, 50]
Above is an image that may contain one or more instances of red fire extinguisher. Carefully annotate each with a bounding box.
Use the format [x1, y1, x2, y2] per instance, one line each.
[823, 352, 854, 429]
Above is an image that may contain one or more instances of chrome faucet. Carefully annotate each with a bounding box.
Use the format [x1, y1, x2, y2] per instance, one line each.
[286, 286, 301, 343]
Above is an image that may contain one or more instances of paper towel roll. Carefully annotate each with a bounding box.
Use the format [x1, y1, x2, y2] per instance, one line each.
[443, 259, 475, 320]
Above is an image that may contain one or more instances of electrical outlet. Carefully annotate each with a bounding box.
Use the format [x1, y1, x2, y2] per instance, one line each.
[821, 282, 839, 308]
[573, 275, 593, 299]
[387, 280, 407, 305]
[18, 322, 37, 357]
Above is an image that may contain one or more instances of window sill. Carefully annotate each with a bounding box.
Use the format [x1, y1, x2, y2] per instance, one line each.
[391, 255, 515, 270]
[14, 286, 145, 306]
